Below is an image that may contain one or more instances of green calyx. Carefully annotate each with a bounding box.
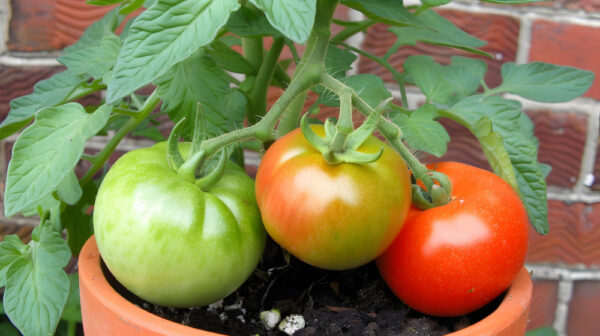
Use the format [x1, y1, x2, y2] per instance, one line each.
[411, 170, 453, 209]
[301, 93, 391, 165]
[166, 118, 228, 191]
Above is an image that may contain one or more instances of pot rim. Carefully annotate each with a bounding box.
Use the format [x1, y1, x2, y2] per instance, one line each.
[79, 235, 531, 336]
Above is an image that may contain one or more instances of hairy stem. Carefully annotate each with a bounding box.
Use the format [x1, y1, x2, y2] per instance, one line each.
[79, 91, 160, 186]
[247, 37, 286, 124]
[340, 43, 409, 108]
[319, 73, 434, 187]
[198, 0, 340, 157]
[331, 19, 375, 44]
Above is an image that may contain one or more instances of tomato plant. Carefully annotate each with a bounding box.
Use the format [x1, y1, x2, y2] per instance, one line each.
[377, 162, 529, 317]
[255, 126, 411, 270]
[0, 0, 594, 333]
[94, 142, 266, 307]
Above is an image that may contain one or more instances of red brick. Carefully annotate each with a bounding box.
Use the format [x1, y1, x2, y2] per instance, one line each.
[527, 201, 600, 266]
[528, 110, 588, 188]
[568, 281, 600, 336]
[560, 0, 600, 11]
[420, 117, 491, 169]
[0, 222, 34, 244]
[484, 0, 600, 12]
[0, 66, 63, 121]
[529, 20, 600, 100]
[359, 10, 519, 89]
[8, 0, 112, 51]
[527, 281, 558, 331]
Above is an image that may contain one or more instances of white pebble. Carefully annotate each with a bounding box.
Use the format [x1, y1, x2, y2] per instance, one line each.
[207, 299, 224, 313]
[260, 309, 281, 330]
[278, 314, 306, 335]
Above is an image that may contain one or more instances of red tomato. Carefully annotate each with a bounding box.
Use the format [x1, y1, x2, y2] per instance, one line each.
[255, 126, 411, 270]
[377, 162, 529, 317]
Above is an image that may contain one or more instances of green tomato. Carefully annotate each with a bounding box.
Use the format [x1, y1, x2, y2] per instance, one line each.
[93, 142, 266, 307]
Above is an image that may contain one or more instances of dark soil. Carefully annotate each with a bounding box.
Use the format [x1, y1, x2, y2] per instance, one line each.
[103, 237, 505, 336]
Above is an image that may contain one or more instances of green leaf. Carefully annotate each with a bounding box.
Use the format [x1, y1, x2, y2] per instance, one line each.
[61, 182, 98, 256]
[319, 74, 391, 109]
[249, 0, 317, 43]
[119, 0, 146, 14]
[341, 0, 425, 27]
[207, 41, 256, 75]
[4, 103, 111, 217]
[421, 0, 452, 6]
[447, 95, 548, 234]
[388, 10, 488, 57]
[58, 34, 121, 80]
[226, 6, 281, 37]
[495, 62, 595, 103]
[472, 116, 518, 190]
[404, 55, 486, 104]
[404, 56, 454, 104]
[4, 225, 71, 336]
[325, 44, 357, 79]
[63, 7, 121, 54]
[392, 104, 450, 157]
[61, 274, 82, 323]
[0, 322, 19, 336]
[155, 54, 245, 138]
[55, 172, 83, 206]
[106, 0, 240, 103]
[0, 236, 27, 288]
[0, 71, 86, 140]
[346, 74, 392, 109]
[441, 56, 487, 97]
[132, 120, 165, 142]
[525, 326, 558, 336]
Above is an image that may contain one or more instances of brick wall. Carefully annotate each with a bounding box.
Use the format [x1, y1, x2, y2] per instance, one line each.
[0, 1, 599, 335]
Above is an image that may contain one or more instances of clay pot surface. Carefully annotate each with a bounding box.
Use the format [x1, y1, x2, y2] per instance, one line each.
[79, 235, 532, 336]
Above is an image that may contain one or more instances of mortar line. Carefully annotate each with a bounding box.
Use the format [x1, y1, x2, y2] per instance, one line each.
[346, 8, 366, 76]
[547, 187, 600, 203]
[574, 108, 600, 192]
[0, 54, 60, 67]
[515, 14, 533, 64]
[553, 280, 572, 336]
[527, 264, 600, 280]
[0, 0, 9, 53]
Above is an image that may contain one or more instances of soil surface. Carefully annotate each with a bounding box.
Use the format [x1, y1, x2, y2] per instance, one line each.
[104, 238, 504, 336]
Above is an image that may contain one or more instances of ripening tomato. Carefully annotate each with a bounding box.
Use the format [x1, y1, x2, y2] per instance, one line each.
[255, 125, 411, 270]
[377, 162, 529, 317]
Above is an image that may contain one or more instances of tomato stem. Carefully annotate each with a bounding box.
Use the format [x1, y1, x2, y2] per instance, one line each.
[196, 0, 340, 158]
[79, 90, 160, 187]
[330, 87, 354, 152]
[242, 37, 264, 71]
[318, 73, 454, 207]
[247, 37, 285, 124]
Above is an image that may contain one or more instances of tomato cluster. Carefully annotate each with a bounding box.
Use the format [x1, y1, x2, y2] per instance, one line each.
[94, 130, 528, 316]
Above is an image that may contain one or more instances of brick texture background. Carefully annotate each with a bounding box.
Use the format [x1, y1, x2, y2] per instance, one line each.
[1, 0, 599, 335]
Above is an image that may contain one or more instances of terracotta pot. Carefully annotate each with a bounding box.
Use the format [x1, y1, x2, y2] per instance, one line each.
[79, 235, 532, 336]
